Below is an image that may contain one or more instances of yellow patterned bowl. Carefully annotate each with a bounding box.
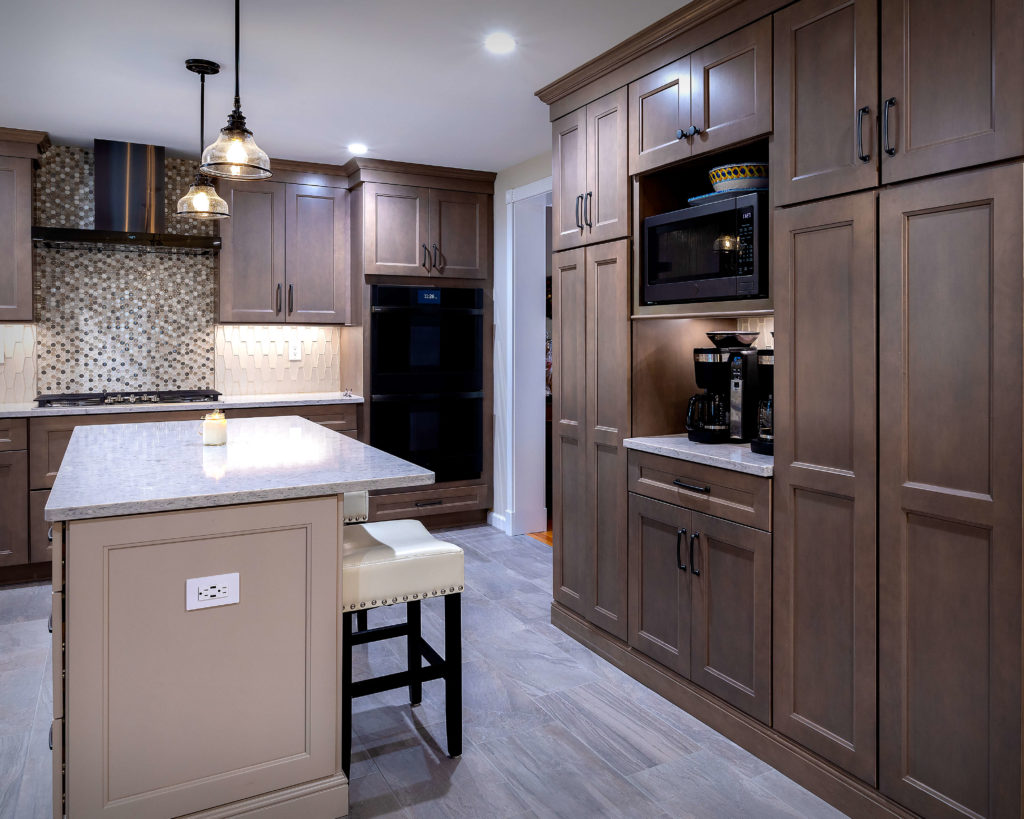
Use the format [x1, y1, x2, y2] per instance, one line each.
[708, 162, 768, 192]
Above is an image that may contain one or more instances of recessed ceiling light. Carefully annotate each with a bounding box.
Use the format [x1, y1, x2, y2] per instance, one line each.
[347, 142, 368, 155]
[484, 32, 516, 55]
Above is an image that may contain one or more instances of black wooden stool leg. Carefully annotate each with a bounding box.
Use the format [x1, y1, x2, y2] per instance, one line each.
[407, 600, 422, 706]
[444, 593, 462, 758]
[342, 611, 353, 776]
[356, 609, 367, 633]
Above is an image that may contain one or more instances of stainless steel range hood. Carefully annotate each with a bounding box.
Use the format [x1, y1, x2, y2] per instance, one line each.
[32, 139, 221, 253]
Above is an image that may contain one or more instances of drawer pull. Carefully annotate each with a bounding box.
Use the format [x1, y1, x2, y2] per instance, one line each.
[673, 479, 710, 494]
[0, 549, 12, 556]
[49, 723, 53, 751]
[415, 500, 444, 508]
[47, 526, 53, 542]
[48, 613, 53, 634]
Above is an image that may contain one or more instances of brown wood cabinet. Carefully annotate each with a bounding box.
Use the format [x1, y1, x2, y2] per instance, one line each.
[629, 18, 771, 176]
[880, 0, 1024, 185]
[627, 459, 772, 723]
[0, 154, 33, 322]
[552, 239, 630, 640]
[29, 489, 51, 564]
[878, 164, 1022, 818]
[772, 192, 878, 783]
[361, 183, 490, 279]
[772, 0, 879, 206]
[219, 180, 350, 323]
[552, 88, 629, 251]
[774, 0, 1024, 205]
[0, 449, 28, 567]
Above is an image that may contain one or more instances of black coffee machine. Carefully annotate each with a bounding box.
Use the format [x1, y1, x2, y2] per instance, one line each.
[687, 332, 760, 443]
[750, 344, 774, 455]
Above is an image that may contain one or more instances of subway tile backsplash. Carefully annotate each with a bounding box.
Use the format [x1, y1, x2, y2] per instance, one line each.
[0, 325, 37, 403]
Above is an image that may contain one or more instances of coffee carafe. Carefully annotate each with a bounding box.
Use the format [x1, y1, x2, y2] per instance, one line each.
[687, 332, 760, 444]
[750, 346, 774, 455]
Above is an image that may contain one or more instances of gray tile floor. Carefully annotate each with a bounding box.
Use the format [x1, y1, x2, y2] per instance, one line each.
[0, 524, 846, 819]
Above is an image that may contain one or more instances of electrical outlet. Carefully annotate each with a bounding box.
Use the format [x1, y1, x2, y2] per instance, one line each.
[288, 340, 302, 361]
[186, 572, 240, 611]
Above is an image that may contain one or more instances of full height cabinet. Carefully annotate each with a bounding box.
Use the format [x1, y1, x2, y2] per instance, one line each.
[774, 0, 1024, 206]
[360, 182, 490, 279]
[0, 154, 32, 322]
[772, 192, 878, 784]
[219, 179, 350, 323]
[551, 88, 629, 251]
[552, 239, 630, 640]
[878, 165, 1022, 819]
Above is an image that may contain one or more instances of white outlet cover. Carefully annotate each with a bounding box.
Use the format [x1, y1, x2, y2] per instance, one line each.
[288, 340, 302, 361]
[186, 572, 240, 611]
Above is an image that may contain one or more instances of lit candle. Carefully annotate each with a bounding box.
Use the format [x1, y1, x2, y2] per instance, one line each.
[201, 410, 227, 446]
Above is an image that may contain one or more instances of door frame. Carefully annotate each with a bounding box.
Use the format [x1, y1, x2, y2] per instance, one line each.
[490, 176, 552, 535]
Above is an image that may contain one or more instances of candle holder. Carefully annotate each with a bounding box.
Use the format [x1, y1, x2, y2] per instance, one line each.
[201, 410, 228, 446]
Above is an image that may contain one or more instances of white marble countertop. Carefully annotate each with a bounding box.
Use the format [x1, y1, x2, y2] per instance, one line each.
[45, 416, 432, 521]
[0, 391, 364, 418]
[624, 434, 774, 477]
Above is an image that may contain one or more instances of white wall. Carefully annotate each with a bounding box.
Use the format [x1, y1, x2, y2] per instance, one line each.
[491, 151, 552, 532]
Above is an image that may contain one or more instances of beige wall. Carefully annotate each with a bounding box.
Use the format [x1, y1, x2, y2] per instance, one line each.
[491, 151, 552, 529]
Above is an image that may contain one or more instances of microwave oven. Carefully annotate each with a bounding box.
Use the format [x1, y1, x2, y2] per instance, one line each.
[641, 190, 767, 305]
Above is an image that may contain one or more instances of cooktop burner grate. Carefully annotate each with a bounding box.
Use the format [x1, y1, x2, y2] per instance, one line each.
[36, 390, 221, 408]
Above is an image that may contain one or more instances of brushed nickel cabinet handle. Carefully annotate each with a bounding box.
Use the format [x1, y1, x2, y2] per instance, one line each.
[0, 549, 13, 556]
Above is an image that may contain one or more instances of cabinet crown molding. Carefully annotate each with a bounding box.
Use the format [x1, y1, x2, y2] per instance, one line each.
[343, 157, 495, 193]
[0, 127, 51, 159]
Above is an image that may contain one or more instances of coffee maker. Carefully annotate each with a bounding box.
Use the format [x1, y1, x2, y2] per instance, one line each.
[750, 345, 774, 455]
[687, 332, 760, 443]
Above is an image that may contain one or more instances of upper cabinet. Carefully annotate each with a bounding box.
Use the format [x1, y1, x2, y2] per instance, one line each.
[552, 87, 629, 251]
[629, 18, 772, 176]
[0, 155, 32, 322]
[361, 182, 490, 280]
[774, 0, 1024, 205]
[219, 178, 350, 324]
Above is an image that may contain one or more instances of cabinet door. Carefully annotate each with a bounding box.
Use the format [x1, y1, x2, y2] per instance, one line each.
[880, 0, 1024, 184]
[218, 180, 286, 323]
[285, 184, 350, 324]
[689, 512, 771, 723]
[772, 192, 877, 783]
[0, 450, 28, 566]
[427, 189, 490, 279]
[362, 183, 430, 277]
[878, 166, 1022, 818]
[773, 0, 878, 206]
[585, 239, 630, 639]
[551, 247, 588, 619]
[628, 56, 691, 176]
[0, 155, 32, 322]
[690, 17, 772, 157]
[29, 489, 52, 564]
[584, 88, 629, 246]
[628, 493, 691, 677]
[552, 106, 587, 251]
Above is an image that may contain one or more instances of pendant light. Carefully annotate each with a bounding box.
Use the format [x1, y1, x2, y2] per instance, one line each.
[177, 59, 231, 220]
[200, 0, 271, 179]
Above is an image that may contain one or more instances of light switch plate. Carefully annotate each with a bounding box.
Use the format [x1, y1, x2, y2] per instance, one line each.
[288, 340, 302, 361]
[186, 572, 240, 611]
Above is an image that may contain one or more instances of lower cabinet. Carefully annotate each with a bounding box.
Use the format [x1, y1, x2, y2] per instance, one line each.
[627, 468, 772, 723]
[0, 450, 28, 567]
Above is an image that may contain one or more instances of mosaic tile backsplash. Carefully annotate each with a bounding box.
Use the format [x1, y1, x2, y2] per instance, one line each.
[0, 143, 345, 400]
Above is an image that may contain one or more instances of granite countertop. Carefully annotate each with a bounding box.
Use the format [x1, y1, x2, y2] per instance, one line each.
[45, 416, 432, 521]
[0, 391, 364, 418]
[624, 434, 774, 477]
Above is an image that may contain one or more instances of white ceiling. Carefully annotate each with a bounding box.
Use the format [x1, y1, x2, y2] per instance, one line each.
[0, 0, 688, 172]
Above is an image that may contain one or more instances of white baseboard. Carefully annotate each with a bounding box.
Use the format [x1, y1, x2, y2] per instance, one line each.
[487, 511, 509, 534]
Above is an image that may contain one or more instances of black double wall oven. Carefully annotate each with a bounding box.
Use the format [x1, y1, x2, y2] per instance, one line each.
[370, 285, 484, 483]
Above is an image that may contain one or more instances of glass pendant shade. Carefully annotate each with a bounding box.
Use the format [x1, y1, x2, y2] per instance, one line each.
[176, 173, 230, 219]
[200, 119, 271, 179]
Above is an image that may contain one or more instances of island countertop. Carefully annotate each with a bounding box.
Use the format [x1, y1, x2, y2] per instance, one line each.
[45, 415, 433, 521]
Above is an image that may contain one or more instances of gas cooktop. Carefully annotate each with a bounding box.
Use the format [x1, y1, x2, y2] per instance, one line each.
[35, 390, 221, 408]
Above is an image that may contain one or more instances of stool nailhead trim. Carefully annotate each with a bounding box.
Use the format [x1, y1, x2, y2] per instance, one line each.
[347, 584, 465, 611]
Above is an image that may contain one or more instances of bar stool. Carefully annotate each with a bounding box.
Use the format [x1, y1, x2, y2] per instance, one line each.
[340, 492, 464, 776]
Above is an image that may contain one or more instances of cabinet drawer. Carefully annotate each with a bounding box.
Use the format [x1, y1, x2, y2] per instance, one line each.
[369, 485, 487, 521]
[627, 450, 771, 531]
[301, 404, 357, 430]
[0, 417, 27, 451]
[30, 489, 52, 563]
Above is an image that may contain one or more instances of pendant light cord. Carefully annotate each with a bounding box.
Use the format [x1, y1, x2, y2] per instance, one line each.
[233, 0, 241, 111]
[199, 73, 206, 155]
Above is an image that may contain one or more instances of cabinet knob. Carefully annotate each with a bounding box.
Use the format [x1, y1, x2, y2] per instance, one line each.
[677, 125, 702, 139]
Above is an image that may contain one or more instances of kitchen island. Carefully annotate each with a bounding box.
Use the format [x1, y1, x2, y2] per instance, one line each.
[45, 416, 433, 819]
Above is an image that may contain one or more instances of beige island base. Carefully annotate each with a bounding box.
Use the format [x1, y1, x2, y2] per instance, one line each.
[46, 417, 434, 818]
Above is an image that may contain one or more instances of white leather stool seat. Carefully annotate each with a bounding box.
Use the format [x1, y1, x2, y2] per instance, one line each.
[342, 520, 464, 611]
